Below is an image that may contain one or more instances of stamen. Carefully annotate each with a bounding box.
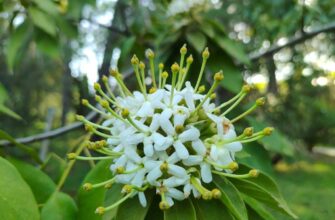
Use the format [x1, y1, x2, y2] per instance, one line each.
[84, 124, 115, 139]
[220, 93, 247, 117]
[161, 71, 168, 88]
[67, 153, 117, 161]
[177, 44, 187, 87]
[131, 55, 147, 95]
[94, 82, 118, 107]
[95, 190, 135, 215]
[122, 108, 147, 133]
[83, 177, 117, 191]
[212, 169, 259, 179]
[81, 99, 111, 118]
[178, 54, 193, 90]
[146, 49, 157, 88]
[213, 85, 251, 111]
[170, 63, 180, 106]
[230, 97, 265, 123]
[158, 63, 164, 88]
[102, 76, 117, 101]
[205, 159, 239, 171]
[76, 115, 111, 131]
[194, 47, 210, 91]
[190, 177, 212, 200]
[110, 69, 132, 96]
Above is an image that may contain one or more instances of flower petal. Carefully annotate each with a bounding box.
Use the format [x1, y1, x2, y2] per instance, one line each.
[200, 162, 213, 183]
[173, 141, 189, 159]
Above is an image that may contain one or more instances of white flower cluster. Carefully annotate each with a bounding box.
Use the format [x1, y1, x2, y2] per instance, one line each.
[74, 45, 270, 214]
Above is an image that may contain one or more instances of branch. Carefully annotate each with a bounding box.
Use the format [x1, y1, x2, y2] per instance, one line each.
[249, 22, 335, 61]
[0, 69, 133, 147]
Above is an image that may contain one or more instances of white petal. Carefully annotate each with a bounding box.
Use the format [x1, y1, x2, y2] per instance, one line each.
[224, 127, 237, 139]
[210, 145, 218, 160]
[150, 114, 160, 131]
[166, 196, 174, 207]
[191, 140, 206, 156]
[144, 160, 161, 170]
[182, 155, 203, 166]
[147, 167, 162, 184]
[178, 127, 200, 143]
[163, 176, 186, 188]
[137, 101, 154, 117]
[200, 162, 213, 183]
[144, 138, 154, 157]
[183, 183, 192, 198]
[168, 164, 187, 178]
[167, 188, 185, 200]
[173, 141, 189, 159]
[167, 152, 181, 164]
[224, 141, 243, 152]
[159, 117, 175, 135]
[107, 138, 120, 146]
[131, 169, 146, 187]
[138, 192, 147, 207]
[124, 148, 142, 163]
[173, 114, 187, 127]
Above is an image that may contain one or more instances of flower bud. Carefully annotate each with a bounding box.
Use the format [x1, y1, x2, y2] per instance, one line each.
[243, 127, 253, 136]
[95, 207, 105, 215]
[81, 99, 89, 106]
[180, 44, 187, 55]
[121, 108, 130, 118]
[256, 97, 265, 106]
[83, 183, 93, 191]
[95, 95, 102, 102]
[187, 55, 193, 64]
[202, 191, 212, 200]
[94, 83, 101, 91]
[210, 93, 216, 100]
[228, 162, 239, 171]
[202, 47, 210, 59]
[131, 55, 139, 65]
[198, 85, 206, 93]
[102, 75, 108, 83]
[139, 62, 145, 69]
[100, 100, 109, 108]
[158, 63, 164, 69]
[211, 189, 222, 199]
[263, 127, 274, 136]
[162, 71, 169, 78]
[146, 49, 155, 59]
[109, 69, 118, 77]
[214, 71, 224, 81]
[249, 169, 259, 177]
[171, 63, 180, 73]
[67, 153, 76, 160]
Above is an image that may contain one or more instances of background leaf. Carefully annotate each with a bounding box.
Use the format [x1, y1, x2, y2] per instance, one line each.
[164, 199, 196, 220]
[186, 31, 207, 53]
[28, 7, 57, 36]
[41, 192, 77, 220]
[0, 157, 39, 220]
[192, 198, 234, 220]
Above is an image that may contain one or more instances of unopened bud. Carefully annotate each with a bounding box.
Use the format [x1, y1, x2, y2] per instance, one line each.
[83, 183, 92, 191]
[95, 207, 105, 215]
[146, 49, 155, 59]
[67, 153, 76, 160]
[131, 55, 139, 65]
[198, 85, 206, 93]
[210, 93, 216, 100]
[211, 189, 222, 199]
[202, 191, 213, 200]
[162, 71, 169, 79]
[243, 127, 254, 136]
[158, 63, 164, 69]
[249, 169, 259, 177]
[228, 162, 239, 171]
[180, 44, 187, 54]
[81, 99, 89, 106]
[256, 97, 265, 106]
[187, 55, 193, 64]
[202, 47, 210, 59]
[263, 127, 274, 136]
[214, 71, 224, 81]
[171, 63, 180, 73]
[109, 69, 118, 77]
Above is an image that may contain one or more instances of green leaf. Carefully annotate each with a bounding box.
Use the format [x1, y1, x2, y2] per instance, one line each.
[77, 160, 113, 220]
[33, 0, 59, 15]
[247, 118, 295, 156]
[213, 176, 248, 220]
[164, 199, 196, 220]
[213, 36, 250, 65]
[230, 164, 297, 219]
[6, 20, 31, 70]
[192, 198, 234, 220]
[28, 6, 57, 36]
[186, 31, 207, 53]
[0, 130, 41, 163]
[0, 157, 39, 220]
[41, 192, 77, 220]
[242, 195, 276, 220]
[0, 105, 22, 120]
[9, 158, 56, 204]
[116, 191, 154, 220]
[40, 153, 66, 182]
[35, 31, 60, 58]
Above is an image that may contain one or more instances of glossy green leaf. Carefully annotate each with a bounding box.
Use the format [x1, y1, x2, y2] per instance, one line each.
[186, 31, 207, 53]
[192, 198, 234, 220]
[230, 164, 297, 219]
[213, 176, 248, 220]
[0, 130, 41, 163]
[9, 158, 56, 204]
[40, 153, 66, 182]
[116, 191, 154, 220]
[41, 192, 77, 220]
[77, 159, 113, 220]
[214, 36, 250, 65]
[28, 6, 57, 36]
[33, 0, 59, 15]
[247, 118, 295, 156]
[6, 20, 31, 70]
[242, 195, 276, 220]
[0, 157, 39, 220]
[164, 199, 196, 220]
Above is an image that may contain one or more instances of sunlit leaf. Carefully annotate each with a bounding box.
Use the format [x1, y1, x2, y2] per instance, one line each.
[28, 6, 57, 36]
[0, 157, 39, 220]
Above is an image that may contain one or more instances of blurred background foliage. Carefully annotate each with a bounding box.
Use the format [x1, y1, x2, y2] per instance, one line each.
[0, 0, 334, 219]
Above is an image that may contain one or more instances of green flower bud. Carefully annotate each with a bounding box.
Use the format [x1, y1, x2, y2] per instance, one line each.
[202, 47, 210, 59]
[171, 63, 180, 73]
